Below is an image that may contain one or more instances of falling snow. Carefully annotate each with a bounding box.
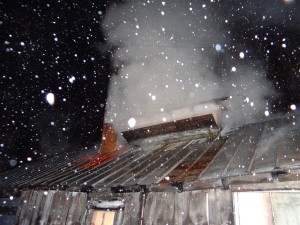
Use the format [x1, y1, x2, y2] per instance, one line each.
[1, 0, 299, 171]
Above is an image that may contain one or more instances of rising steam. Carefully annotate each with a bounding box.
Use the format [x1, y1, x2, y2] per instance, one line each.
[102, 1, 276, 132]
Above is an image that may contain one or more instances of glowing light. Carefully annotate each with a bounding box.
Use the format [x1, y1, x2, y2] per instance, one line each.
[264, 111, 270, 116]
[231, 67, 237, 72]
[46, 93, 55, 105]
[128, 118, 136, 128]
[290, 104, 296, 110]
[283, 0, 294, 4]
[215, 44, 222, 51]
[239, 52, 245, 59]
[27, 157, 32, 162]
[69, 76, 76, 83]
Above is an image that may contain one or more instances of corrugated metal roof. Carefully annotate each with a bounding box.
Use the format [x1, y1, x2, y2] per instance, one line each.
[1, 116, 299, 192]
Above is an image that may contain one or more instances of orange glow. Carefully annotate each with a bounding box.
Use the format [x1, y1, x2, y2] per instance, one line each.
[101, 123, 117, 153]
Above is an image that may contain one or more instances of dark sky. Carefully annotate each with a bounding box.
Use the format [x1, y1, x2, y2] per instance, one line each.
[1, 0, 299, 171]
[1, 0, 111, 170]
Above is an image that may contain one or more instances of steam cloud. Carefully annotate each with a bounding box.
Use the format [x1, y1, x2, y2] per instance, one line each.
[102, 1, 276, 133]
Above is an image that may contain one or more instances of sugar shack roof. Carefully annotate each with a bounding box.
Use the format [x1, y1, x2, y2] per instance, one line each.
[1, 114, 299, 196]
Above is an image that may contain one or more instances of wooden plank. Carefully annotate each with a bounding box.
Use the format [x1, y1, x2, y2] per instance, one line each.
[14, 190, 33, 225]
[84, 209, 94, 225]
[122, 114, 218, 142]
[121, 192, 141, 225]
[29, 190, 46, 224]
[208, 189, 234, 225]
[175, 191, 208, 225]
[65, 192, 88, 225]
[47, 191, 72, 225]
[231, 180, 300, 192]
[271, 192, 300, 225]
[38, 190, 55, 225]
[234, 192, 274, 225]
[22, 190, 40, 225]
[143, 192, 176, 225]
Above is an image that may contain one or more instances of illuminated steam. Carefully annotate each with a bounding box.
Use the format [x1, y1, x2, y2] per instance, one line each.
[102, 1, 275, 132]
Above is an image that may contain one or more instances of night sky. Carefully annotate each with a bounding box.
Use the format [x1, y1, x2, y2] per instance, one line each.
[1, 0, 299, 171]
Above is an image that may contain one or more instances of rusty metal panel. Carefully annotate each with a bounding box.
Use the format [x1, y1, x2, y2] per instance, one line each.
[160, 139, 212, 183]
[271, 192, 300, 225]
[234, 192, 274, 225]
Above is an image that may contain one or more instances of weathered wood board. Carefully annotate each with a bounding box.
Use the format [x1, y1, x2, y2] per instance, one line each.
[14, 190, 87, 225]
[143, 189, 233, 225]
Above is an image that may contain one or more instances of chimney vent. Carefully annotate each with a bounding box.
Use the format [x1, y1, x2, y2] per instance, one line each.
[101, 123, 117, 153]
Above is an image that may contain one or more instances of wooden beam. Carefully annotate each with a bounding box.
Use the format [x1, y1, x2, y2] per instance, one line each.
[231, 180, 300, 192]
[122, 114, 218, 142]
